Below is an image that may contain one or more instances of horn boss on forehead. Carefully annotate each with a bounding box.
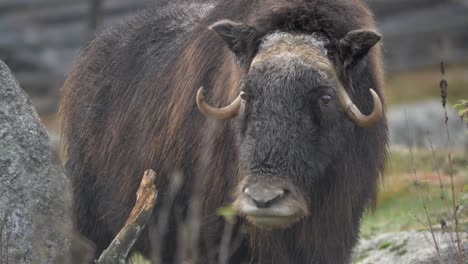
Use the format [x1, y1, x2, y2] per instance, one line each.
[198, 28, 383, 127]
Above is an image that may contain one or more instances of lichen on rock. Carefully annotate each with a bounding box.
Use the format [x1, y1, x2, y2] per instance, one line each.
[353, 231, 467, 264]
[0, 59, 71, 264]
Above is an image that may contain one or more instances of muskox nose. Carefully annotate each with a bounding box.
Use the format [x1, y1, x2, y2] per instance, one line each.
[244, 184, 286, 208]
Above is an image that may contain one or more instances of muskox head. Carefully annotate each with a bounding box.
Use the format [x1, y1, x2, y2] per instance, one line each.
[196, 20, 382, 229]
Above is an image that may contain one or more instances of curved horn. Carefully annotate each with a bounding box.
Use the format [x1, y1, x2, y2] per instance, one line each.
[337, 84, 383, 127]
[196, 87, 241, 120]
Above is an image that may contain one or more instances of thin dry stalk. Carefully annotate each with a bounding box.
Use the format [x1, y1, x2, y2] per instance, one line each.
[218, 219, 236, 264]
[175, 221, 190, 264]
[175, 172, 204, 263]
[413, 171, 442, 262]
[185, 184, 203, 263]
[426, 135, 451, 212]
[405, 112, 442, 262]
[151, 171, 183, 264]
[410, 210, 440, 251]
[439, 62, 463, 263]
[426, 135, 457, 250]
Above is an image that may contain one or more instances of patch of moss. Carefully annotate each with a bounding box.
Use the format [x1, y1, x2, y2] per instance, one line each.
[378, 241, 392, 250]
[397, 249, 408, 256]
[353, 252, 369, 263]
[390, 239, 408, 252]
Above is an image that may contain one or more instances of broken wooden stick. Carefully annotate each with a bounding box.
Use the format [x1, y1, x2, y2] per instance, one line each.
[96, 169, 158, 264]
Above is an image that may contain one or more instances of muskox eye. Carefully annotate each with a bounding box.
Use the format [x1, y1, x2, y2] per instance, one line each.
[240, 91, 247, 101]
[320, 95, 332, 105]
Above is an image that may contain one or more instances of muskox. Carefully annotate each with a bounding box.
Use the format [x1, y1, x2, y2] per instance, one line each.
[60, 1, 388, 263]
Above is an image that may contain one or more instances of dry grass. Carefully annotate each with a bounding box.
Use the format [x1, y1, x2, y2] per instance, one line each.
[385, 64, 468, 106]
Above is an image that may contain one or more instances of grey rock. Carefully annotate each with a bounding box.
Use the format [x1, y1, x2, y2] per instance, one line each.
[388, 100, 467, 151]
[354, 231, 467, 264]
[0, 59, 71, 263]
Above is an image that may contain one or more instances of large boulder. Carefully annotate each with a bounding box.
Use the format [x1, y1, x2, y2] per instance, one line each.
[0, 60, 71, 263]
[354, 231, 467, 264]
[388, 100, 467, 151]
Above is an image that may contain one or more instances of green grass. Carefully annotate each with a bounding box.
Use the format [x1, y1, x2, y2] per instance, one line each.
[390, 240, 408, 252]
[361, 148, 468, 238]
[378, 241, 392, 250]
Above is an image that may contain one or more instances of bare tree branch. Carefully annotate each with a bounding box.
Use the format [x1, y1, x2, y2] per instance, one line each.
[96, 169, 158, 264]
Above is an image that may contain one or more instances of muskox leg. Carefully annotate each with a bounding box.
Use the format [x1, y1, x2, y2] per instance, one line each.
[67, 159, 114, 263]
[132, 223, 180, 263]
[72, 193, 114, 262]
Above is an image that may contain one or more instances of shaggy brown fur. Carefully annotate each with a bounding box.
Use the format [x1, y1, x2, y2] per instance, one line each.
[60, 1, 387, 263]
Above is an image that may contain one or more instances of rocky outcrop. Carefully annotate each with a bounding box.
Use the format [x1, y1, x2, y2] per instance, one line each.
[0, 59, 71, 263]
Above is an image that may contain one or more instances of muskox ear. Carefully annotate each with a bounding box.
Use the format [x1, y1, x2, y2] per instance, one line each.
[339, 29, 381, 69]
[209, 19, 262, 67]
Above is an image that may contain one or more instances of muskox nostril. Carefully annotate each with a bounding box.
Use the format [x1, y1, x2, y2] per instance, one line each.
[244, 185, 286, 209]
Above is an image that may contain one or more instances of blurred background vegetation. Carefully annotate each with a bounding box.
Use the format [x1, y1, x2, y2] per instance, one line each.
[0, 0, 466, 242]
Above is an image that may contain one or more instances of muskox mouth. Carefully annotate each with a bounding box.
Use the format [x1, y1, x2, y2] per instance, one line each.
[238, 205, 306, 229]
[232, 179, 310, 229]
[245, 214, 304, 229]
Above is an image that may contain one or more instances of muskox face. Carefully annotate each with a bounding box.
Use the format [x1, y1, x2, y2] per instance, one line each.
[197, 20, 383, 229]
[235, 48, 350, 228]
